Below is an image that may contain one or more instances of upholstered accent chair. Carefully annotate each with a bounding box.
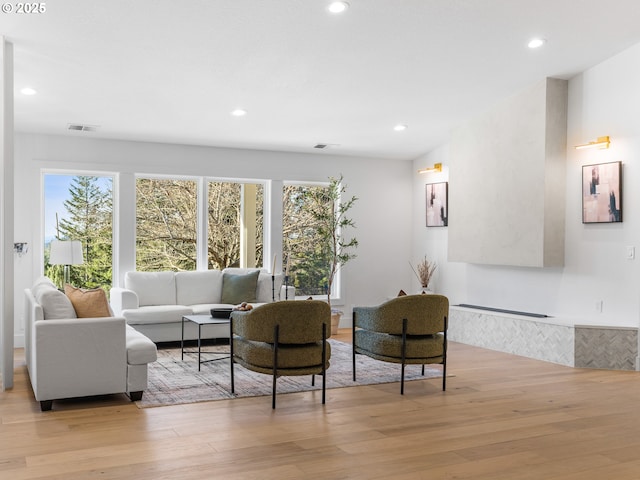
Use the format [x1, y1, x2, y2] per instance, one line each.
[229, 300, 332, 408]
[352, 294, 448, 394]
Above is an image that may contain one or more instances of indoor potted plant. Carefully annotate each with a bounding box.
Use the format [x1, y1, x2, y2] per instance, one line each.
[306, 174, 358, 334]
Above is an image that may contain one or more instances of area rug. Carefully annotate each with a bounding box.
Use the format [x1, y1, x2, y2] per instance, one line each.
[137, 339, 444, 408]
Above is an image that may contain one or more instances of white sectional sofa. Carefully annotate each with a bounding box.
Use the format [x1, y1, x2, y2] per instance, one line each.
[110, 268, 294, 343]
[24, 277, 158, 411]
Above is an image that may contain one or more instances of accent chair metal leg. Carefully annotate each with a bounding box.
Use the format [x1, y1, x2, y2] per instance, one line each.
[322, 322, 327, 404]
[272, 324, 280, 409]
[352, 311, 357, 381]
[401, 318, 407, 395]
[230, 318, 235, 394]
[442, 316, 448, 391]
[40, 400, 53, 411]
[442, 360, 447, 391]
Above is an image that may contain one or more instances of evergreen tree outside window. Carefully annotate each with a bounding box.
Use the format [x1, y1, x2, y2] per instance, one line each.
[43, 174, 113, 290]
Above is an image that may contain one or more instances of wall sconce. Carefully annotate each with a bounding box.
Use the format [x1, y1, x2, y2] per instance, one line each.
[575, 136, 610, 150]
[14, 242, 28, 257]
[417, 163, 442, 174]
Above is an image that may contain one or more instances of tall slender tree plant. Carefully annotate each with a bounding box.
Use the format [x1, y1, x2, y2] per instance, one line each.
[305, 175, 358, 309]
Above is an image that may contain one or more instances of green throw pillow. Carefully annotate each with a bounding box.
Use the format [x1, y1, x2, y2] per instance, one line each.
[221, 270, 259, 304]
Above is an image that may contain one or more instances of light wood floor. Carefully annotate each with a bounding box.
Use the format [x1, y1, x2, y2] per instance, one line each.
[3, 330, 640, 479]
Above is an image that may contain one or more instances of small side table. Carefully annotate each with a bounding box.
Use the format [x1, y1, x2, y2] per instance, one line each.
[181, 314, 231, 371]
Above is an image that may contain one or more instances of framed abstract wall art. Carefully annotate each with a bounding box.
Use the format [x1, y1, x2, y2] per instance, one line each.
[582, 161, 622, 223]
[426, 182, 448, 227]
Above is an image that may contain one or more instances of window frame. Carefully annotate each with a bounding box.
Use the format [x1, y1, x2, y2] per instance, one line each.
[41, 170, 343, 305]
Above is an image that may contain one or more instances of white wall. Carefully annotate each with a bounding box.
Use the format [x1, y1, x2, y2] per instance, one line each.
[13, 134, 415, 345]
[414, 41, 640, 327]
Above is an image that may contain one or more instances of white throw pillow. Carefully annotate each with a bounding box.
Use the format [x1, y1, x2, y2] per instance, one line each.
[31, 276, 56, 298]
[125, 271, 177, 306]
[36, 286, 77, 320]
[175, 270, 223, 305]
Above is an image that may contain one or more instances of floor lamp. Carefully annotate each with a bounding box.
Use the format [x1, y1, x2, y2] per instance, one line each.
[49, 239, 84, 287]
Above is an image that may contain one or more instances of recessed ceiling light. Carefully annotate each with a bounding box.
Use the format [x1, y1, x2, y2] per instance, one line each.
[231, 109, 247, 117]
[527, 38, 546, 49]
[394, 124, 408, 132]
[328, 2, 349, 14]
[20, 87, 37, 95]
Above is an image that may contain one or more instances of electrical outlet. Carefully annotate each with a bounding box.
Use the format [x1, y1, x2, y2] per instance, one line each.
[627, 246, 635, 260]
[595, 300, 603, 313]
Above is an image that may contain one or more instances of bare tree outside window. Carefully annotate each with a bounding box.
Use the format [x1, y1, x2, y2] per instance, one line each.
[135, 178, 264, 272]
[136, 178, 198, 271]
[207, 181, 263, 269]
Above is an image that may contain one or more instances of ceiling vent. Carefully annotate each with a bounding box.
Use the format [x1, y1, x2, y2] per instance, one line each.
[313, 143, 339, 149]
[67, 123, 99, 132]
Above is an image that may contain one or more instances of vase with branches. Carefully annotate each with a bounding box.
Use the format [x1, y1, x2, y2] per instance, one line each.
[411, 256, 437, 292]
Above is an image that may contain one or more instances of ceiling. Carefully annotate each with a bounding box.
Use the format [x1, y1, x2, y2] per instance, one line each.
[4, 0, 640, 161]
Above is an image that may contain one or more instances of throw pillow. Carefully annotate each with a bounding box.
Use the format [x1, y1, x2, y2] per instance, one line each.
[221, 270, 259, 304]
[31, 276, 57, 298]
[398, 290, 407, 296]
[65, 285, 112, 318]
[36, 287, 78, 320]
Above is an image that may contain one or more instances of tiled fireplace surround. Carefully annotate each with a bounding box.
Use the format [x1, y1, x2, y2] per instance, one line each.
[448, 306, 639, 371]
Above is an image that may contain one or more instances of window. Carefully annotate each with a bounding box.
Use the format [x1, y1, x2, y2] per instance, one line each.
[135, 177, 264, 272]
[282, 183, 333, 297]
[135, 178, 198, 271]
[43, 174, 114, 289]
[207, 181, 264, 269]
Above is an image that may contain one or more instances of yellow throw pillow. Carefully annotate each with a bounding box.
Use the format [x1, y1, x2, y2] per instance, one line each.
[65, 285, 112, 318]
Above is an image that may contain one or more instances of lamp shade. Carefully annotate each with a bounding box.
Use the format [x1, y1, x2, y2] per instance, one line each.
[49, 240, 84, 265]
